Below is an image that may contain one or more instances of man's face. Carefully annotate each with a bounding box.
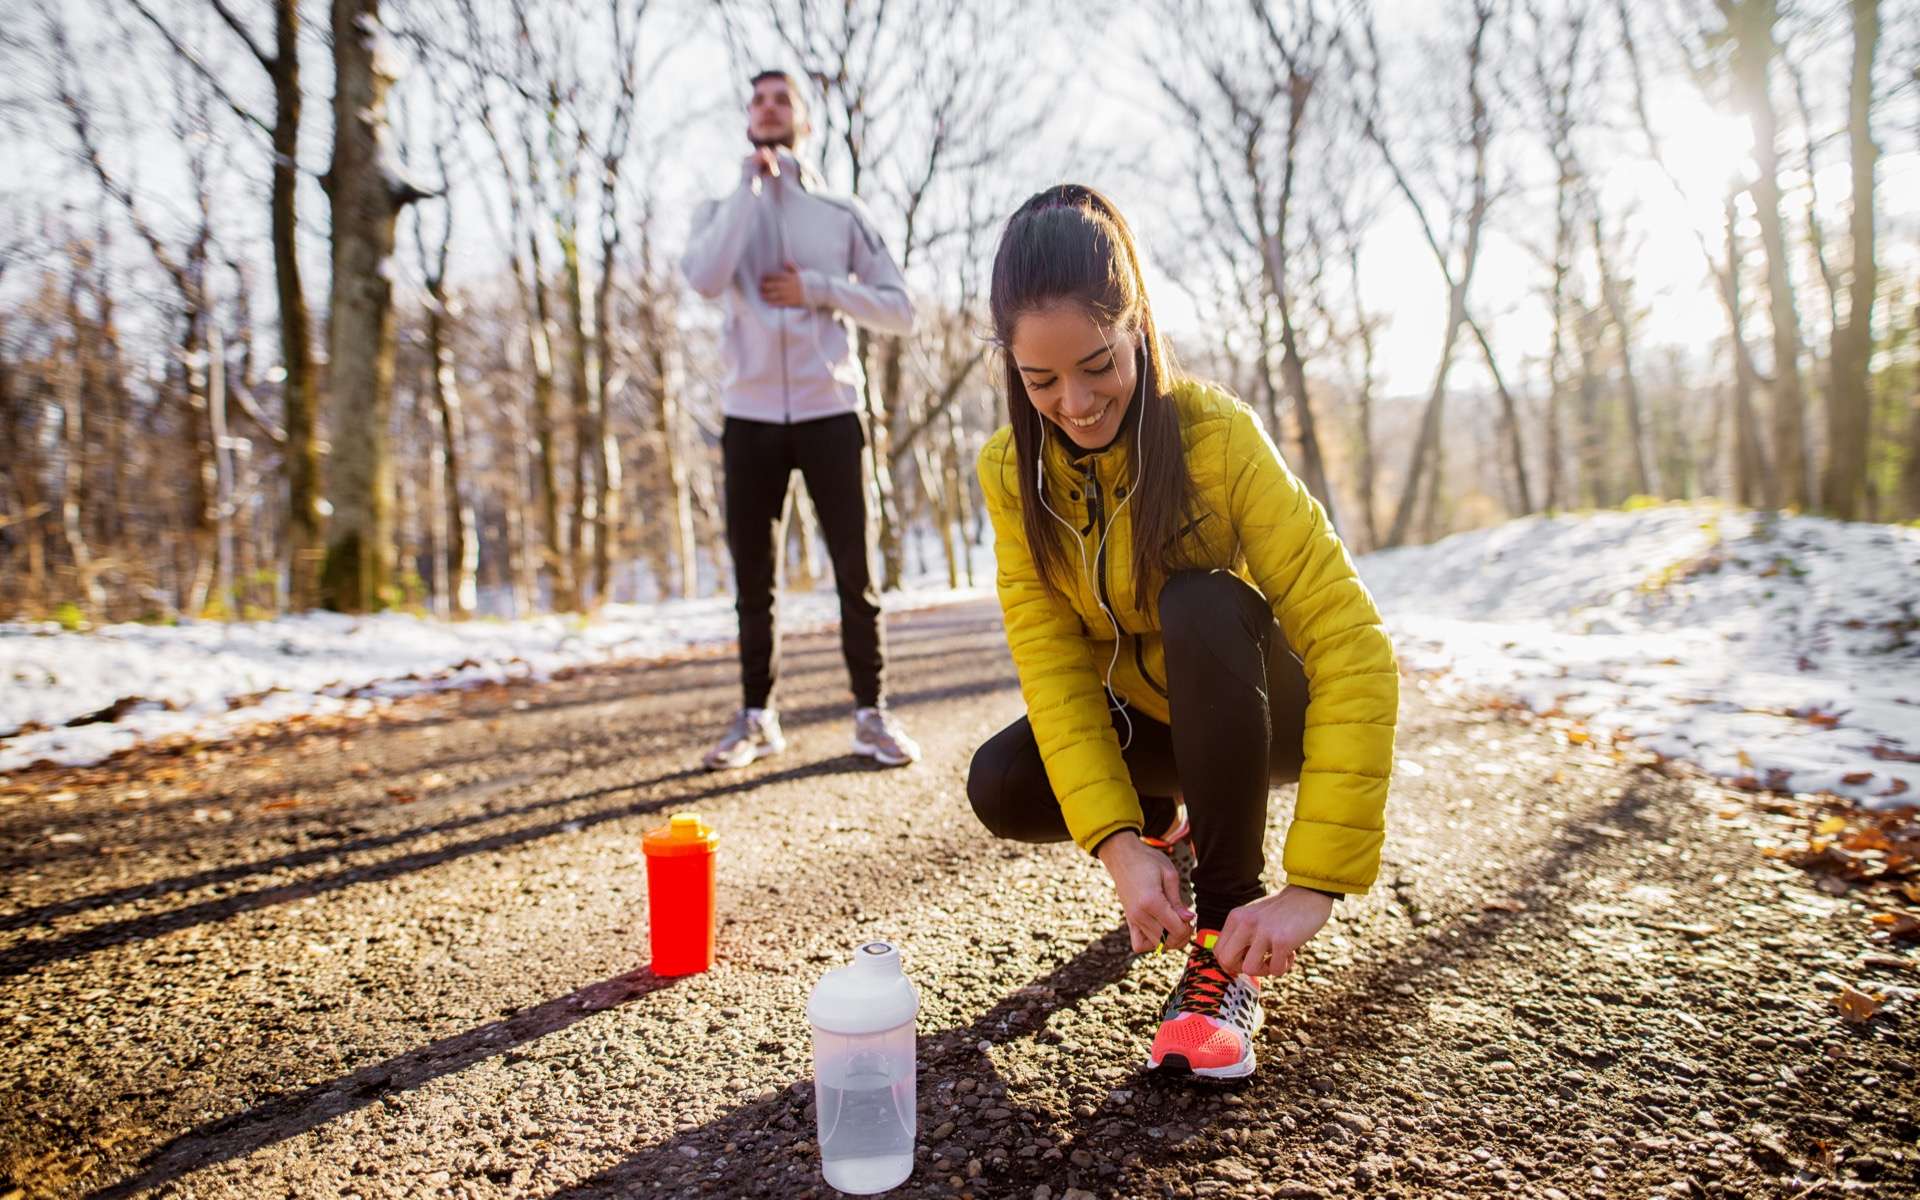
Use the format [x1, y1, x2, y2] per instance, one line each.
[748, 78, 805, 149]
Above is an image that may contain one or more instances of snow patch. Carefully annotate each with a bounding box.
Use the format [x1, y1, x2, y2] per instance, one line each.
[1362, 504, 1920, 809]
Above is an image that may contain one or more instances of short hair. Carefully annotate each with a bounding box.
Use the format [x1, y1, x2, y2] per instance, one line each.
[749, 69, 808, 116]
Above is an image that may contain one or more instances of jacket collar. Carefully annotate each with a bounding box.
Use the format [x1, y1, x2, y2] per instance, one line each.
[768, 148, 828, 194]
[1040, 423, 1135, 494]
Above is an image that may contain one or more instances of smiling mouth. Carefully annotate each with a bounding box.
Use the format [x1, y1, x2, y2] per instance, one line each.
[1065, 400, 1110, 430]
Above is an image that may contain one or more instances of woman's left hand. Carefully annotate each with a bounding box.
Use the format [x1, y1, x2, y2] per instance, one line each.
[1213, 886, 1336, 977]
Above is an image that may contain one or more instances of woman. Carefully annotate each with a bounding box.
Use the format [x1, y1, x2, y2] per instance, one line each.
[967, 184, 1398, 1080]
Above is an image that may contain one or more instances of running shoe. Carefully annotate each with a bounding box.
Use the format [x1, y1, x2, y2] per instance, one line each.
[851, 705, 920, 766]
[1146, 931, 1264, 1079]
[702, 707, 786, 770]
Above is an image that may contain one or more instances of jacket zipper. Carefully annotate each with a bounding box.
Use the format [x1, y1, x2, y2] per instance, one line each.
[1087, 459, 1168, 699]
[772, 175, 792, 422]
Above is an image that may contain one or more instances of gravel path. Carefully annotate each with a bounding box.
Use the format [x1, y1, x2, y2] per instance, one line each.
[2, 600, 1915, 1199]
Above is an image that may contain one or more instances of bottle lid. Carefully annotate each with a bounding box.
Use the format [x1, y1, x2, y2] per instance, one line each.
[642, 811, 719, 858]
[807, 940, 919, 1035]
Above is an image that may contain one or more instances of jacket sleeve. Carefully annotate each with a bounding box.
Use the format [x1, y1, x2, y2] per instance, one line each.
[1223, 404, 1398, 894]
[977, 440, 1141, 853]
[798, 198, 915, 336]
[680, 178, 758, 299]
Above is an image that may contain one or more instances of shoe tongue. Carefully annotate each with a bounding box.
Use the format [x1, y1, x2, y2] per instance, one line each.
[1194, 929, 1223, 953]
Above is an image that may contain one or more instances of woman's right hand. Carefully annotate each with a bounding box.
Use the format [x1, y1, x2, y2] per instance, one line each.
[1096, 831, 1195, 953]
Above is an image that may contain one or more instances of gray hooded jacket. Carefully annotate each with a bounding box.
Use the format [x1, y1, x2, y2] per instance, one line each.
[681, 151, 915, 424]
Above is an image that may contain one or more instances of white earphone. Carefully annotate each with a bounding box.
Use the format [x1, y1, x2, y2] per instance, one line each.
[1033, 328, 1149, 750]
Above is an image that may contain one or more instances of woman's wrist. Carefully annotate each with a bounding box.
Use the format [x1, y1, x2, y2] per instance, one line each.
[1092, 828, 1143, 867]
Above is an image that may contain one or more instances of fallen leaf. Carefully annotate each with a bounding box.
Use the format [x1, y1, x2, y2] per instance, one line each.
[1737, 749, 1754, 769]
[1816, 816, 1849, 836]
[1868, 912, 1920, 942]
[1483, 898, 1527, 913]
[1841, 771, 1875, 785]
[261, 798, 300, 812]
[1566, 729, 1589, 746]
[385, 787, 417, 804]
[1834, 986, 1883, 1024]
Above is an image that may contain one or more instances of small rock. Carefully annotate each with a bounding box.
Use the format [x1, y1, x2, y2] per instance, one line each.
[1333, 1111, 1375, 1135]
[1070, 1149, 1095, 1168]
[1274, 1186, 1326, 1200]
[674, 1145, 700, 1159]
[984, 1107, 1013, 1121]
[932, 1121, 955, 1140]
[1032, 1187, 1052, 1200]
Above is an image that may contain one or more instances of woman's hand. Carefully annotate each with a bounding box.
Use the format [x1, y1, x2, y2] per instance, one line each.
[1096, 831, 1195, 954]
[1213, 886, 1336, 977]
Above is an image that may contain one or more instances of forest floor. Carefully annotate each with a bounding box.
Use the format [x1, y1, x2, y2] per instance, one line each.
[1, 599, 1916, 1199]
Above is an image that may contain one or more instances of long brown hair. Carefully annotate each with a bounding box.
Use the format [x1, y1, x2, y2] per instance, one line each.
[988, 184, 1194, 614]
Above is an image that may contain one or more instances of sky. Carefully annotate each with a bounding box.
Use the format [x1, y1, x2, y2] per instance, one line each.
[5, 0, 1915, 402]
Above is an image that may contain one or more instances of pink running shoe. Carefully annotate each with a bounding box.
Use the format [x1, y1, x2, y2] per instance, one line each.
[1146, 931, 1263, 1079]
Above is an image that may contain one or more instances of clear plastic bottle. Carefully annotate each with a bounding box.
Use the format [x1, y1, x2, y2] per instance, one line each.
[807, 940, 918, 1194]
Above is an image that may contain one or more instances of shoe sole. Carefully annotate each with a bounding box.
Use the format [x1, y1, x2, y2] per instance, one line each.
[850, 736, 916, 767]
[1147, 1006, 1264, 1080]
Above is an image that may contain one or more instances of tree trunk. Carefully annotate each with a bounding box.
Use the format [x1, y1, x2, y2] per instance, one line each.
[523, 231, 572, 613]
[1544, 200, 1571, 512]
[644, 300, 698, 601]
[1276, 312, 1338, 531]
[1904, 301, 1920, 518]
[1574, 299, 1607, 507]
[1732, 0, 1809, 509]
[56, 326, 99, 615]
[1345, 242, 1380, 548]
[1823, 0, 1878, 519]
[590, 247, 620, 608]
[320, 0, 416, 613]
[1589, 214, 1657, 497]
[1385, 289, 1465, 547]
[426, 279, 476, 617]
[560, 230, 599, 608]
[208, 325, 235, 613]
[272, 0, 324, 610]
[1724, 194, 1771, 507]
[1465, 317, 1534, 514]
[869, 335, 904, 590]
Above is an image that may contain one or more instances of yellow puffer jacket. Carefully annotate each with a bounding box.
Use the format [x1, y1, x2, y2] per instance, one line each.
[976, 379, 1398, 894]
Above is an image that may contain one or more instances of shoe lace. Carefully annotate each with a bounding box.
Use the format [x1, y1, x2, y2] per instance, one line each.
[1171, 944, 1233, 1019]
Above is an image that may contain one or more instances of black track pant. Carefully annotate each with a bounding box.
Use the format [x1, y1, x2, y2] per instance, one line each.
[722, 413, 883, 710]
[967, 570, 1309, 931]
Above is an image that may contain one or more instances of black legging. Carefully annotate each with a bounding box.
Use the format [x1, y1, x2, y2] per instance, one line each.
[967, 569, 1308, 931]
[722, 413, 884, 710]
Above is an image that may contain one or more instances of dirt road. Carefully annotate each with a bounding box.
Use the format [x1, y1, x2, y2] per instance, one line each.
[2, 600, 1914, 1198]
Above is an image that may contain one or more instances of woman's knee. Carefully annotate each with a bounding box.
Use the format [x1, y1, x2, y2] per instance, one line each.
[968, 721, 1071, 843]
[1158, 569, 1267, 643]
[966, 733, 1026, 839]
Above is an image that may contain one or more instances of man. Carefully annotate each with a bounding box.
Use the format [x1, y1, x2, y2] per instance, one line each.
[682, 69, 921, 770]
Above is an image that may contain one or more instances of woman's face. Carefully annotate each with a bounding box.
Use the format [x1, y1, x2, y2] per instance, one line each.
[1010, 304, 1138, 452]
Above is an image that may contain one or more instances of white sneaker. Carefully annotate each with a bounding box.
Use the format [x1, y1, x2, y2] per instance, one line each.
[850, 705, 920, 766]
[703, 707, 786, 770]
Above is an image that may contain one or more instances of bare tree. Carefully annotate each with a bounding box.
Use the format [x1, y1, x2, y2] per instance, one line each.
[1152, 0, 1342, 528]
[321, 0, 428, 612]
[1823, 0, 1878, 518]
[1723, 0, 1811, 509]
[124, 0, 326, 608]
[1352, 0, 1528, 546]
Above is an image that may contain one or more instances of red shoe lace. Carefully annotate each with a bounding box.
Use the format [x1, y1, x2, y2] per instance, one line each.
[1172, 945, 1233, 1019]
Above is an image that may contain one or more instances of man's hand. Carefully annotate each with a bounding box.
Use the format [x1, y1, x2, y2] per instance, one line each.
[759, 262, 807, 308]
[1213, 886, 1335, 977]
[1097, 831, 1195, 954]
[742, 146, 781, 179]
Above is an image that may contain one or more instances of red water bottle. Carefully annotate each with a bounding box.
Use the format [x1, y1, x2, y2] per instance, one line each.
[641, 812, 719, 975]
